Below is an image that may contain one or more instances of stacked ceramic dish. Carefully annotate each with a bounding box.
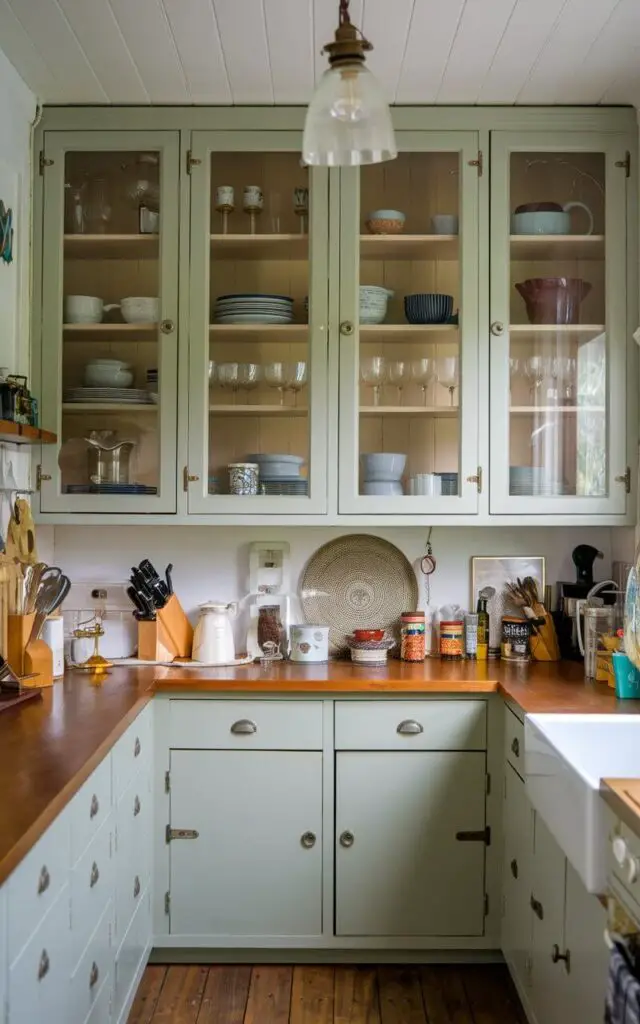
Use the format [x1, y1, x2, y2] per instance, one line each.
[84, 359, 133, 388]
[435, 471, 458, 495]
[360, 452, 406, 496]
[360, 286, 393, 325]
[146, 368, 158, 403]
[246, 453, 308, 496]
[214, 294, 294, 324]
[346, 633, 396, 666]
[63, 387, 153, 404]
[510, 466, 567, 496]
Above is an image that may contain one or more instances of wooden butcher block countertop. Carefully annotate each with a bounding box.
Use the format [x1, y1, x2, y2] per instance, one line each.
[0, 658, 638, 886]
[601, 779, 640, 837]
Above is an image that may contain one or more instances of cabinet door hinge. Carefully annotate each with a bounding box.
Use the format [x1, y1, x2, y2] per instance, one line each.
[456, 826, 491, 846]
[467, 466, 483, 493]
[486, 773, 491, 795]
[39, 151, 54, 175]
[615, 151, 631, 177]
[468, 151, 483, 176]
[186, 150, 202, 174]
[164, 891, 170, 915]
[166, 825, 199, 843]
[36, 464, 52, 490]
[165, 770, 170, 793]
[615, 467, 631, 493]
[183, 466, 199, 491]
[484, 893, 489, 917]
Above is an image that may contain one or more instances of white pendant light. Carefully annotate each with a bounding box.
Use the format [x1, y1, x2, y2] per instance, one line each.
[303, 0, 397, 167]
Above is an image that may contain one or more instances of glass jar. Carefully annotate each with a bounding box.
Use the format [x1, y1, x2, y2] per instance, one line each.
[440, 620, 464, 660]
[400, 612, 425, 662]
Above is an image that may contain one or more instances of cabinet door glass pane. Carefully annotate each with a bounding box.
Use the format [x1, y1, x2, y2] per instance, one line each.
[61, 150, 162, 496]
[358, 152, 461, 498]
[208, 153, 310, 498]
[509, 152, 606, 499]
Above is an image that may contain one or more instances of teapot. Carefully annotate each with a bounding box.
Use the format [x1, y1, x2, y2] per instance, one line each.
[192, 601, 237, 664]
[511, 201, 594, 236]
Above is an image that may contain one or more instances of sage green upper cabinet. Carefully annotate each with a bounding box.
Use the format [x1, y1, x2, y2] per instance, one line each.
[336, 132, 481, 515]
[489, 131, 632, 516]
[185, 131, 328, 514]
[38, 130, 180, 514]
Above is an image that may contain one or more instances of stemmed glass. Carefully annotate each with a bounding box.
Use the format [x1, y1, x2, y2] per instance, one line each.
[239, 363, 262, 393]
[360, 356, 387, 407]
[387, 360, 406, 405]
[284, 362, 307, 406]
[436, 356, 459, 406]
[264, 362, 286, 406]
[551, 356, 576, 404]
[216, 362, 241, 392]
[410, 358, 435, 406]
[523, 355, 546, 401]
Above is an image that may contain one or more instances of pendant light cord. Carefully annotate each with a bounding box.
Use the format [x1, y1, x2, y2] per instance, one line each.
[339, 0, 351, 25]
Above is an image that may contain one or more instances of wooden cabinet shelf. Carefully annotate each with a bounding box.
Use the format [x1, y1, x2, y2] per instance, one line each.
[511, 405, 605, 414]
[0, 421, 57, 445]
[209, 404, 308, 417]
[360, 324, 459, 341]
[360, 234, 458, 260]
[64, 234, 158, 259]
[210, 234, 308, 259]
[62, 403, 157, 413]
[209, 324, 307, 342]
[360, 405, 458, 417]
[510, 325, 605, 343]
[510, 235, 604, 261]
[63, 323, 157, 341]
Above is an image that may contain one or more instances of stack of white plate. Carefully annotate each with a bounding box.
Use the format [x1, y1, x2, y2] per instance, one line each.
[63, 387, 153, 404]
[214, 294, 294, 325]
[510, 466, 567, 496]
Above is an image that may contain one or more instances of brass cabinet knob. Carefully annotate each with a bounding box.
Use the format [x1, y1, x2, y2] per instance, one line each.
[160, 319, 175, 334]
[300, 831, 317, 849]
[490, 321, 505, 336]
[340, 321, 354, 336]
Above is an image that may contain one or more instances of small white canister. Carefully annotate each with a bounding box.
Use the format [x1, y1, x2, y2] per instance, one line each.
[290, 624, 329, 663]
[42, 617, 65, 678]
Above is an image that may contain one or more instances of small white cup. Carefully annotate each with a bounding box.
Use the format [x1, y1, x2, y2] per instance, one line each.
[243, 185, 263, 211]
[431, 214, 459, 235]
[215, 185, 235, 209]
[64, 295, 118, 324]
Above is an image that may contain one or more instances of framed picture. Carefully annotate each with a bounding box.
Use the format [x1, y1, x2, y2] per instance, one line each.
[470, 555, 546, 654]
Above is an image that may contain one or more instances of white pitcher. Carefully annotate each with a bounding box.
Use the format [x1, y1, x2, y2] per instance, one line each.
[192, 601, 237, 664]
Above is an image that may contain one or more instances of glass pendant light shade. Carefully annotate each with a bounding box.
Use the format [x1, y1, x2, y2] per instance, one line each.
[303, 61, 396, 167]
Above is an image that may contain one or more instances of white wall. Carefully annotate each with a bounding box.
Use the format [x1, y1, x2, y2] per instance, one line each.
[53, 524, 626, 623]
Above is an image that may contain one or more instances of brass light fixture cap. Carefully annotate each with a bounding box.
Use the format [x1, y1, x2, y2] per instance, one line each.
[323, 0, 373, 68]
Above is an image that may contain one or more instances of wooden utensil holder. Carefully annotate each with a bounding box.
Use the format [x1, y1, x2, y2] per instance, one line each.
[137, 595, 193, 662]
[7, 614, 54, 686]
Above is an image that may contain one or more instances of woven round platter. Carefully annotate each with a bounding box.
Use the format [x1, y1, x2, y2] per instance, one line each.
[299, 534, 418, 655]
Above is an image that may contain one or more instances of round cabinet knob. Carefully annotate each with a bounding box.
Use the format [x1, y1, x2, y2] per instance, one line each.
[613, 836, 629, 867]
[160, 319, 175, 334]
[490, 321, 505, 336]
[300, 831, 317, 849]
[339, 320, 354, 336]
[339, 830, 355, 848]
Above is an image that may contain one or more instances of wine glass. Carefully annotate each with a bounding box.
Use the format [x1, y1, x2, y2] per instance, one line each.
[294, 187, 309, 234]
[264, 362, 286, 405]
[85, 177, 112, 234]
[410, 358, 434, 406]
[552, 356, 576, 403]
[216, 363, 241, 392]
[215, 185, 235, 235]
[387, 360, 406, 405]
[436, 356, 459, 406]
[239, 363, 262, 392]
[360, 356, 387, 407]
[243, 185, 263, 234]
[523, 355, 546, 400]
[284, 362, 307, 406]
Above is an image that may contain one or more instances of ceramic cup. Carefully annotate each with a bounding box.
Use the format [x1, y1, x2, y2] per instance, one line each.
[228, 462, 259, 495]
[215, 185, 235, 209]
[290, 624, 329, 663]
[431, 214, 459, 235]
[64, 295, 119, 324]
[243, 185, 263, 210]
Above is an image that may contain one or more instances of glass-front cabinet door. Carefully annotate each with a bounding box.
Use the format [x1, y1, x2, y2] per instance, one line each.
[490, 132, 629, 515]
[39, 131, 180, 513]
[337, 132, 480, 514]
[186, 132, 328, 514]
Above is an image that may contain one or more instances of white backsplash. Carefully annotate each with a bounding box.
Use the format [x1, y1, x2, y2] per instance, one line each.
[51, 524, 632, 624]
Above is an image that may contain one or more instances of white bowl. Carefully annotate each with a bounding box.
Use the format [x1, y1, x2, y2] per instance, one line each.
[362, 481, 404, 496]
[84, 362, 134, 387]
[360, 286, 394, 300]
[360, 452, 407, 482]
[120, 296, 159, 323]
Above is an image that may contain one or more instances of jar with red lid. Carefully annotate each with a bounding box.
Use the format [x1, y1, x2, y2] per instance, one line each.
[440, 620, 464, 660]
[401, 612, 425, 662]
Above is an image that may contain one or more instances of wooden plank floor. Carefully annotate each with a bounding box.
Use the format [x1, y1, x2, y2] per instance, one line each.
[128, 964, 526, 1024]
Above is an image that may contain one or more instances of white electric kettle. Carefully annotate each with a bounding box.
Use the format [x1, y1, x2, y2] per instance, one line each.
[192, 601, 237, 664]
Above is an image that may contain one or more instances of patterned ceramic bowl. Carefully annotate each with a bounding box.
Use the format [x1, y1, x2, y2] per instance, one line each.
[404, 293, 454, 324]
[228, 462, 259, 495]
[365, 210, 406, 235]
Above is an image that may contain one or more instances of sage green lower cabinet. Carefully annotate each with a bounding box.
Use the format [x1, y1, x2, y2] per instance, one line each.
[335, 750, 487, 937]
[168, 749, 323, 938]
[502, 763, 534, 1003]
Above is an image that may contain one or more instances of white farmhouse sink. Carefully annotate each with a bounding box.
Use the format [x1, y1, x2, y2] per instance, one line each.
[525, 714, 640, 893]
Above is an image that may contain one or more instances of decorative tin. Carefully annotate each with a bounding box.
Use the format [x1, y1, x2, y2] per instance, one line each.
[228, 462, 259, 496]
[440, 620, 464, 660]
[501, 616, 531, 661]
[401, 611, 425, 662]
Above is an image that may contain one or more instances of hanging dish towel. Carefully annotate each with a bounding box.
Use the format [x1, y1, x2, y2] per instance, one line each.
[605, 939, 640, 1024]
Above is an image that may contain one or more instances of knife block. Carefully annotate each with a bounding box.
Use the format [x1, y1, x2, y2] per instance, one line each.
[137, 595, 193, 662]
[7, 614, 53, 686]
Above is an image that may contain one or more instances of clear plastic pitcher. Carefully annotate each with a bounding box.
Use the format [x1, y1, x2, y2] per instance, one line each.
[576, 602, 617, 679]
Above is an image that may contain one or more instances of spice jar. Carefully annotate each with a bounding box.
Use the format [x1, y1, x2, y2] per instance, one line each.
[501, 616, 530, 662]
[401, 612, 425, 662]
[440, 620, 464, 660]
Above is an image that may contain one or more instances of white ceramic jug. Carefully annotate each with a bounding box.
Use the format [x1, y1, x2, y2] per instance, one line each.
[192, 601, 237, 664]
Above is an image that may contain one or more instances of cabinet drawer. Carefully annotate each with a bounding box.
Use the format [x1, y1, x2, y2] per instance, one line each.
[115, 774, 152, 945]
[8, 884, 71, 1024]
[7, 808, 70, 965]
[69, 901, 114, 1024]
[504, 705, 525, 777]
[84, 972, 113, 1024]
[114, 886, 151, 1023]
[169, 699, 323, 750]
[71, 755, 112, 865]
[71, 816, 114, 968]
[112, 707, 152, 801]
[334, 700, 487, 750]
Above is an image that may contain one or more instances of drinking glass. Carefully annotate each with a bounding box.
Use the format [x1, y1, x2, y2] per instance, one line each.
[294, 187, 309, 234]
[410, 358, 434, 406]
[360, 356, 387, 407]
[551, 356, 576, 403]
[269, 192, 282, 233]
[436, 356, 459, 406]
[523, 355, 546, 400]
[238, 363, 262, 391]
[64, 179, 88, 234]
[216, 363, 241, 392]
[264, 362, 286, 405]
[387, 360, 406, 405]
[85, 177, 112, 233]
[284, 362, 307, 406]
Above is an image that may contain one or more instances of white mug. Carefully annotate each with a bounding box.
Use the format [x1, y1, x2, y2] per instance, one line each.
[431, 214, 459, 235]
[215, 185, 235, 209]
[243, 185, 263, 210]
[64, 295, 119, 325]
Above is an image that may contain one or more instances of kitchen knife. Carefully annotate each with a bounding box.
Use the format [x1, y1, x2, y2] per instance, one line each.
[165, 563, 174, 596]
[139, 559, 161, 584]
[127, 586, 151, 618]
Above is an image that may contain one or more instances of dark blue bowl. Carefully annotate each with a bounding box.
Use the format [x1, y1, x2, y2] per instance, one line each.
[404, 293, 454, 324]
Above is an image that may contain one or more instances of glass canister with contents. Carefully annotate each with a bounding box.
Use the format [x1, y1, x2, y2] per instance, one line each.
[401, 612, 425, 662]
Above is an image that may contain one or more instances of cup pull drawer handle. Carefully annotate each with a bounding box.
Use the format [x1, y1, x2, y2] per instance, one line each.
[134, 737, 141, 757]
[133, 875, 141, 899]
[511, 737, 520, 758]
[37, 865, 50, 895]
[90, 862, 100, 888]
[90, 794, 99, 819]
[89, 962, 99, 988]
[38, 950, 50, 981]
[397, 719, 424, 735]
[230, 719, 257, 735]
[134, 795, 141, 817]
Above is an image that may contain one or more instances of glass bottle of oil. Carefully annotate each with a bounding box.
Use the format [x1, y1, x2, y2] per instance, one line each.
[476, 596, 489, 661]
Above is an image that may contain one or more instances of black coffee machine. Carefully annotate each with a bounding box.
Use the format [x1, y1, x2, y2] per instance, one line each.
[554, 544, 617, 660]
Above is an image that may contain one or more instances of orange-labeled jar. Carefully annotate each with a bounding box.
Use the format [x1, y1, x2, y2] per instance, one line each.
[440, 620, 464, 660]
[401, 612, 425, 662]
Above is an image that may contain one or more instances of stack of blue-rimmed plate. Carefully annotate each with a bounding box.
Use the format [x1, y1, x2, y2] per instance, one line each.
[435, 471, 459, 495]
[246, 453, 308, 496]
[510, 466, 567, 496]
[214, 294, 294, 325]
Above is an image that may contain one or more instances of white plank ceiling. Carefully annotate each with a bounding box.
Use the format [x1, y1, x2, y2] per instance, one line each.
[1, 0, 639, 106]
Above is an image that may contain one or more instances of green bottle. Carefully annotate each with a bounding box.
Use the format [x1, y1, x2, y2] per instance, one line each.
[476, 596, 489, 661]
